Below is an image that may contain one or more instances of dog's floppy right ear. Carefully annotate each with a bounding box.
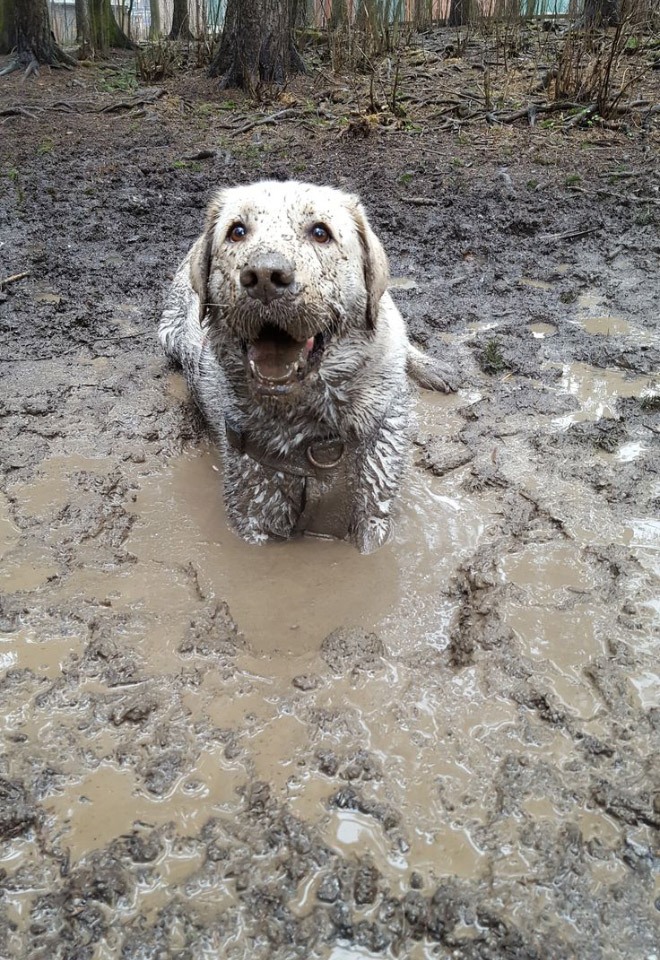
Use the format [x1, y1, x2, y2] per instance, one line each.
[348, 196, 389, 330]
[190, 190, 224, 325]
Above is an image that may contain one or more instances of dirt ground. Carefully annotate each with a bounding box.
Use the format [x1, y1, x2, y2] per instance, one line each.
[1, 30, 660, 960]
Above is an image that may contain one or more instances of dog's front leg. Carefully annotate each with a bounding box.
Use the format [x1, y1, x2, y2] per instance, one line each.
[349, 415, 410, 555]
[223, 450, 303, 544]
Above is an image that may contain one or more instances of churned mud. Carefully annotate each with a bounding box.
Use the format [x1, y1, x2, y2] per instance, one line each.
[1, 42, 660, 960]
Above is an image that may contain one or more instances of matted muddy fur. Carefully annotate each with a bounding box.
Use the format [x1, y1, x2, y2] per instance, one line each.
[159, 179, 454, 553]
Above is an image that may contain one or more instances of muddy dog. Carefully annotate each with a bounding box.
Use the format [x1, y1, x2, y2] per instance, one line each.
[159, 180, 455, 553]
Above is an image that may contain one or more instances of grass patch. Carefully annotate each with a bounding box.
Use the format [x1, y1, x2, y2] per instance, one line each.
[482, 340, 508, 375]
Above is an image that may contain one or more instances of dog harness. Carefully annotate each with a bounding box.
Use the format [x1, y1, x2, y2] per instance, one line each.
[225, 420, 355, 541]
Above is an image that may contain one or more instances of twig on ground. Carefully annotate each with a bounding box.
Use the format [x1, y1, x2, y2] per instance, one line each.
[542, 226, 601, 243]
[0, 271, 29, 289]
[600, 170, 641, 179]
[404, 197, 440, 207]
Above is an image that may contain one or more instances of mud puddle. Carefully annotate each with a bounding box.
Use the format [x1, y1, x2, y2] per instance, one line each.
[68, 388, 493, 658]
[3, 376, 658, 947]
[554, 361, 655, 424]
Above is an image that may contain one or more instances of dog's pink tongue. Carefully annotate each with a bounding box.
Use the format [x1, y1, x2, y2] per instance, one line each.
[248, 336, 314, 381]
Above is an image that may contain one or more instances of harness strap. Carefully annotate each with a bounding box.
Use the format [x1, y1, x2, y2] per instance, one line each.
[225, 420, 354, 540]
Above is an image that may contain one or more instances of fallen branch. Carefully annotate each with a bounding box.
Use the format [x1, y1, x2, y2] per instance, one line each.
[597, 188, 660, 206]
[404, 197, 440, 207]
[0, 271, 29, 289]
[498, 100, 582, 125]
[565, 103, 597, 129]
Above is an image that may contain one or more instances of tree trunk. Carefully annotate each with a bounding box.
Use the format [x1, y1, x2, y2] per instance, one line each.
[329, 0, 347, 29]
[89, 0, 136, 51]
[0, 0, 15, 55]
[126, 0, 135, 39]
[10, 0, 76, 66]
[448, 0, 473, 26]
[148, 0, 161, 39]
[208, 0, 303, 90]
[583, 0, 620, 26]
[168, 0, 193, 39]
[294, 0, 314, 29]
[75, 0, 95, 58]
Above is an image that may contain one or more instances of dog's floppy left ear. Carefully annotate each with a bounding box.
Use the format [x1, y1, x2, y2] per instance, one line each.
[190, 190, 225, 325]
[350, 198, 389, 330]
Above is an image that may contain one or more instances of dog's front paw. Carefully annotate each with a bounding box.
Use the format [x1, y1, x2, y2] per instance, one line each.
[424, 361, 458, 394]
[352, 516, 392, 555]
[406, 346, 458, 393]
[415, 357, 458, 393]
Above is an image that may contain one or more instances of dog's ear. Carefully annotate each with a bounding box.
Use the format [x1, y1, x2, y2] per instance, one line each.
[349, 198, 389, 330]
[190, 190, 224, 325]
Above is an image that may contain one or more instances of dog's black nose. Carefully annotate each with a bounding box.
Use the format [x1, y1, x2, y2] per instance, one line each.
[240, 253, 295, 305]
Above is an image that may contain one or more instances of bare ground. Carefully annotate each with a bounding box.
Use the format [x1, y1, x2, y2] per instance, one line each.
[1, 33, 660, 960]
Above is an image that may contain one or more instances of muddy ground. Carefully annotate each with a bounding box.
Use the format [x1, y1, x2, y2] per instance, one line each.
[1, 32, 660, 960]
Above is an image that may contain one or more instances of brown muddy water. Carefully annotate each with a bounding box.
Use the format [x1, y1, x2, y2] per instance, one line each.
[2, 361, 659, 959]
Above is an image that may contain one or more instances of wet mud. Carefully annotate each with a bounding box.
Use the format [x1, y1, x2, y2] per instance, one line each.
[1, 59, 660, 960]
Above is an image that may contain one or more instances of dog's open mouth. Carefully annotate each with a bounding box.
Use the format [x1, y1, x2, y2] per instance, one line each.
[243, 325, 328, 394]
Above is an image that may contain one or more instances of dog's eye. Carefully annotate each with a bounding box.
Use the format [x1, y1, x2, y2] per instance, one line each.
[310, 223, 332, 244]
[228, 222, 247, 242]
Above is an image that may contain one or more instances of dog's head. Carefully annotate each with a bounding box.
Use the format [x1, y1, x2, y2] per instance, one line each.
[190, 180, 389, 397]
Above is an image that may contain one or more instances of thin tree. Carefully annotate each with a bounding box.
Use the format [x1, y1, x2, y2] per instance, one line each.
[208, 0, 304, 90]
[168, 0, 193, 39]
[88, 0, 135, 51]
[75, 0, 95, 59]
[0, 0, 76, 72]
[149, 0, 161, 39]
[413, 0, 432, 30]
[0, 0, 14, 55]
[448, 0, 473, 26]
[329, 0, 347, 28]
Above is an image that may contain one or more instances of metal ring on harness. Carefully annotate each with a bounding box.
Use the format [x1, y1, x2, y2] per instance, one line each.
[306, 442, 345, 470]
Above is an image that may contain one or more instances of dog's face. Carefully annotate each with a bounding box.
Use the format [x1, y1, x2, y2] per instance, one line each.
[190, 180, 389, 397]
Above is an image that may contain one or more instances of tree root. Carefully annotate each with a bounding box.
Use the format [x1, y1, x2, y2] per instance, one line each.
[98, 88, 165, 114]
[0, 106, 40, 120]
[229, 108, 298, 135]
[0, 61, 20, 77]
